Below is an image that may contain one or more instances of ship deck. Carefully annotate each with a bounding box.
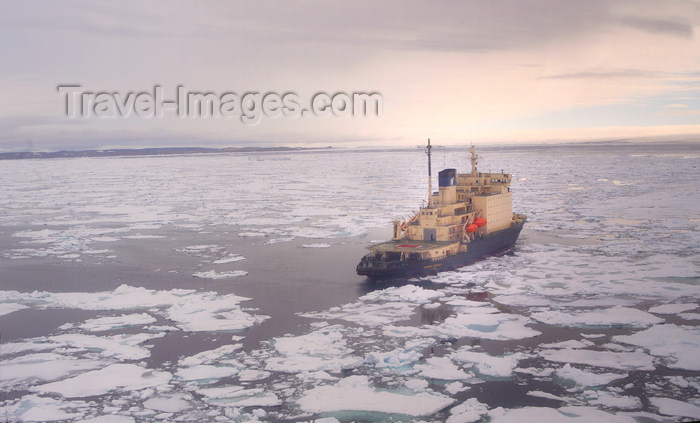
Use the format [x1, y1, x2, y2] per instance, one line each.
[367, 239, 457, 252]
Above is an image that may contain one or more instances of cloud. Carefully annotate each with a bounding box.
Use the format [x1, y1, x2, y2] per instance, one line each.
[618, 15, 693, 38]
[1, 0, 699, 149]
[538, 69, 660, 80]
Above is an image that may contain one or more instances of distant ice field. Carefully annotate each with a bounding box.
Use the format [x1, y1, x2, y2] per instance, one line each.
[0, 143, 699, 422]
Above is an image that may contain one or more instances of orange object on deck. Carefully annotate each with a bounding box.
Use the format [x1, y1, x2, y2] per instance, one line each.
[466, 223, 478, 232]
[474, 217, 487, 227]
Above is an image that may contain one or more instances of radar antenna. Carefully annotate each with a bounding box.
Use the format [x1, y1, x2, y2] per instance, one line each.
[417, 139, 443, 207]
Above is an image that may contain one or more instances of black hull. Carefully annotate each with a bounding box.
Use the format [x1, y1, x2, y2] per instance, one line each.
[357, 221, 525, 279]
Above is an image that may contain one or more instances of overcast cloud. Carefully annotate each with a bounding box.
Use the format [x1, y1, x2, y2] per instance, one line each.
[1, 0, 699, 151]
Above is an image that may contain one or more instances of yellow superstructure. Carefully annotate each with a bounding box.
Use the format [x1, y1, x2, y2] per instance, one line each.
[370, 143, 526, 263]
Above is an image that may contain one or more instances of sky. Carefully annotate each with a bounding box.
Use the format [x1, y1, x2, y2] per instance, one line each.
[1, 0, 699, 151]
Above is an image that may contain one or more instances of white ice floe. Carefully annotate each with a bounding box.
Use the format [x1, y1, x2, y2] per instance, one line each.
[404, 378, 429, 390]
[193, 270, 248, 279]
[73, 313, 157, 332]
[0, 302, 28, 316]
[531, 306, 663, 328]
[434, 312, 541, 341]
[516, 367, 555, 377]
[450, 347, 526, 378]
[48, 332, 165, 360]
[540, 340, 594, 349]
[583, 391, 641, 410]
[445, 381, 469, 395]
[167, 298, 267, 331]
[382, 325, 435, 338]
[488, 405, 637, 422]
[212, 255, 246, 264]
[527, 391, 582, 405]
[554, 364, 628, 390]
[581, 333, 606, 339]
[447, 398, 490, 423]
[540, 349, 654, 371]
[0, 394, 89, 422]
[0, 353, 106, 390]
[196, 386, 281, 407]
[238, 369, 271, 381]
[143, 393, 193, 413]
[0, 284, 267, 332]
[301, 243, 331, 248]
[176, 365, 239, 382]
[77, 416, 135, 423]
[178, 344, 243, 366]
[613, 324, 700, 371]
[123, 234, 165, 239]
[297, 375, 454, 417]
[301, 301, 417, 326]
[0, 285, 268, 331]
[32, 363, 172, 398]
[679, 312, 700, 320]
[360, 284, 445, 304]
[365, 348, 422, 370]
[265, 325, 362, 373]
[648, 303, 698, 314]
[650, 397, 700, 419]
[414, 356, 473, 380]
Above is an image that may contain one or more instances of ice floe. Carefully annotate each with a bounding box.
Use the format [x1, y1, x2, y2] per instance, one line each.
[77, 416, 135, 423]
[176, 365, 238, 382]
[178, 344, 243, 367]
[0, 353, 106, 390]
[301, 301, 417, 326]
[649, 397, 700, 419]
[212, 254, 246, 264]
[447, 398, 490, 423]
[297, 375, 454, 417]
[540, 349, 654, 371]
[488, 405, 638, 422]
[434, 311, 541, 341]
[0, 284, 268, 333]
[648, 303, 698, 314]
[583, 391, 641, 410]
[301, 243, 331, 248]
[196, 386, 281, 407]
[450, 347, 526, 378]
[265, 325, 362, 373]
[531, 306, 664, 328]
[71, 313, 158, 332]
[553, 364, 628, 390]
[613, 324, 700, 371]
[32, 363, 172, 398]
[142, 393, 193, 413]
[414, 356, 473, 380]
[193, 270, 248, 279]
[0, 302, 28, 316]
[0, 395, 89, 422]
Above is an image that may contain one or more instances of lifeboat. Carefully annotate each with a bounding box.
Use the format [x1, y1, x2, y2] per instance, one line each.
[465, 223, 478, 232]
[474, 217, 487, 227]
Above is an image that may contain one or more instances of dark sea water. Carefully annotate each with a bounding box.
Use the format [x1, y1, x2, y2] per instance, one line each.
[0, 142, 698, 422]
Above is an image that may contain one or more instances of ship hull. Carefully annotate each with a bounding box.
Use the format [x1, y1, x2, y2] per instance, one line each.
[357, 220, 525, 279]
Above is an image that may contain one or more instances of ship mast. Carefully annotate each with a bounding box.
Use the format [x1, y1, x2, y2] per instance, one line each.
[470, 145, 479, 176]
[426, 138, 433, 207]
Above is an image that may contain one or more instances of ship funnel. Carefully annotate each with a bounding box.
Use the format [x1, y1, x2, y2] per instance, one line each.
[438, 168, 457, 204]
[438, 169, 456, 187]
